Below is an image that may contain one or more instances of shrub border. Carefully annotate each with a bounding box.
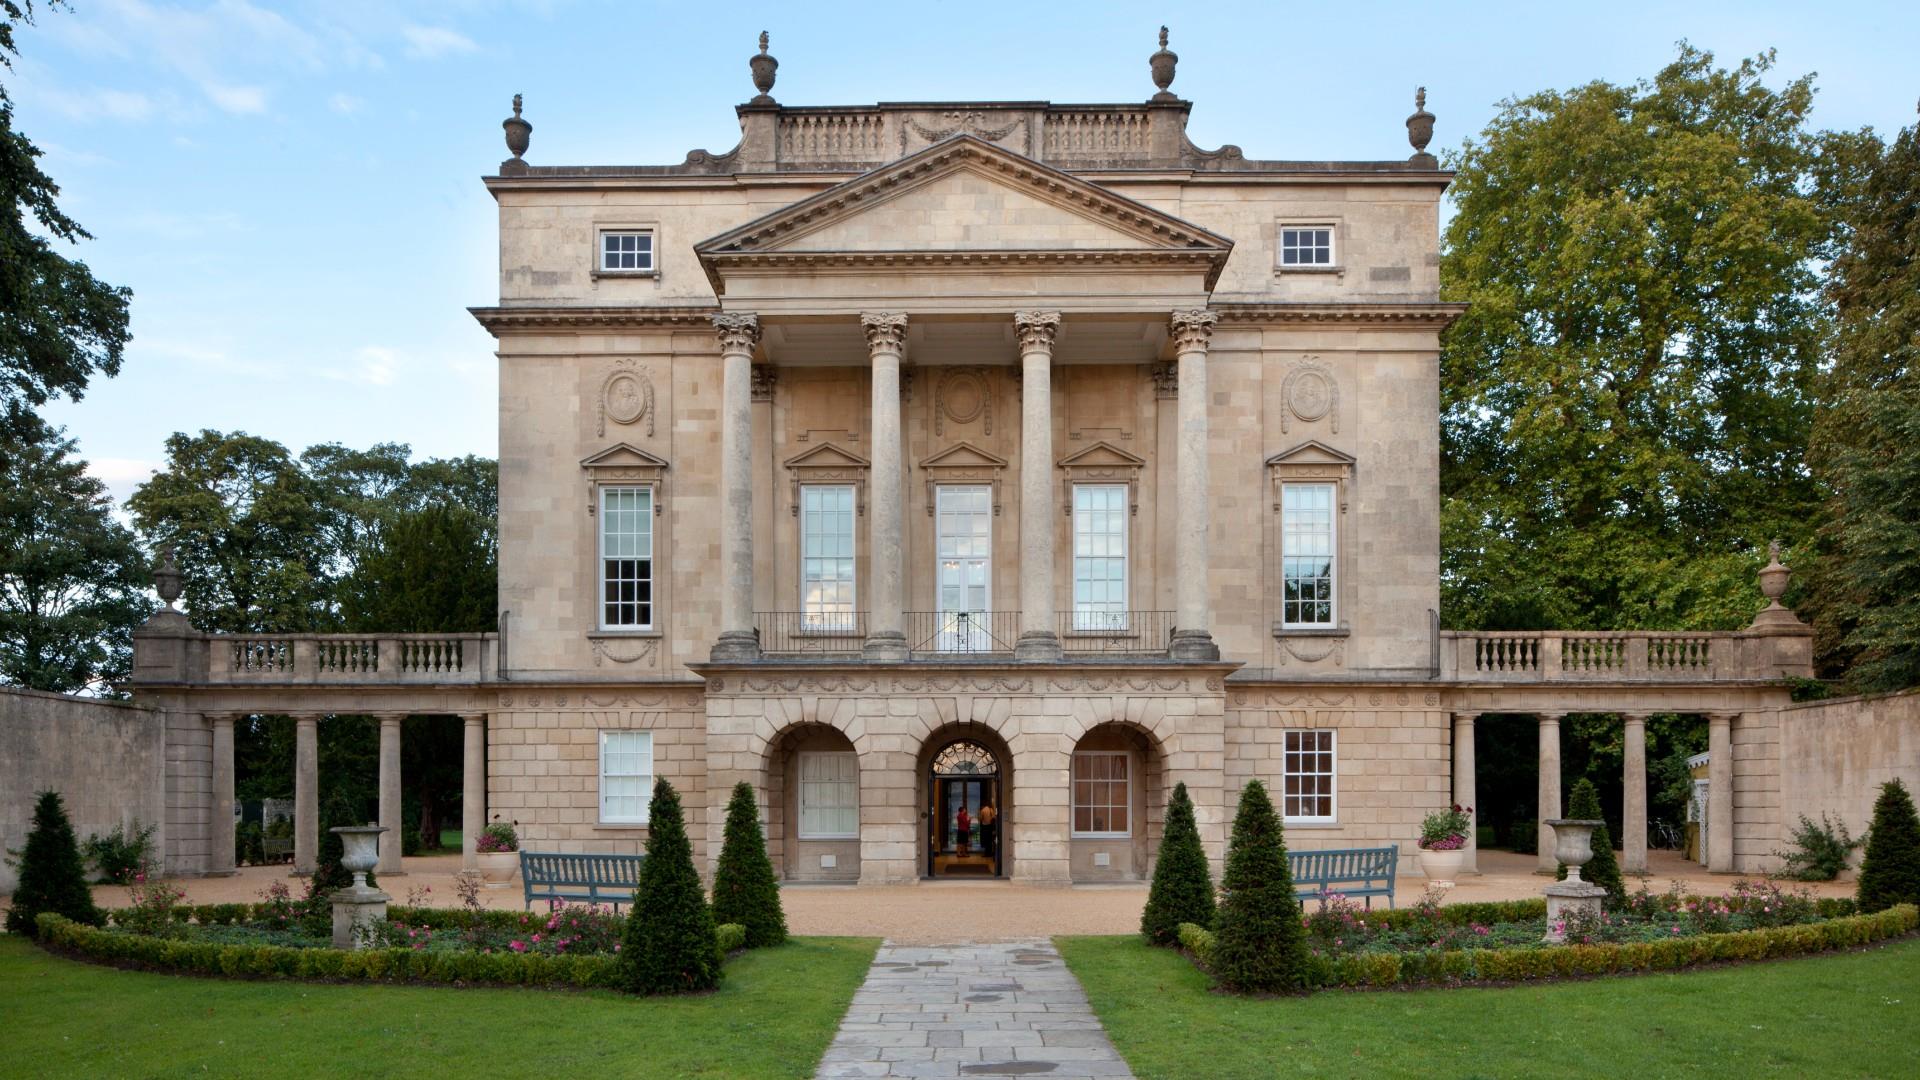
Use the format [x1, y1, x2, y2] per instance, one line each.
[36, 912, 748, 991]
[1176, 904, 1918, 991]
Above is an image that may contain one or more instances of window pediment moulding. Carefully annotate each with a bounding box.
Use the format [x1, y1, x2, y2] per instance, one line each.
[920, 442, 1008, 516]
[1266, 439, 1354, 511]
[1057, 441, 1146, 516]
[582, 443, 670, 515]
[785, 442, 869, 516]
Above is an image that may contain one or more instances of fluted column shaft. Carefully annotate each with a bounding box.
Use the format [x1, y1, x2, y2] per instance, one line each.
[862, 313, 909, 660]
[378, 715, 404, 875]
[1537, 713, 1563, 872]
[1015, 311, 1062, 660]
[1452, 713, 1478, 874]
[208, 714, 237, 876]
[462, 714, 485, 871]
[712, 313, 762, 660]
[1708, 712, 1736, 872]
[1623, 713, 1649, 874]
[293, 714, 319, 876]
[1168, 309, 1218, 660]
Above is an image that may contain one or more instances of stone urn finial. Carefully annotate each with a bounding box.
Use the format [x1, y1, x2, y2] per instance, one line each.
[501, 93, 531, 169]
[1757, 538, 1790, 609]
[749, 30, 778, 105]
[1149, 26, 1178, 102]
[153, 545, 182, 610]
[1407, 86, 1436, 166]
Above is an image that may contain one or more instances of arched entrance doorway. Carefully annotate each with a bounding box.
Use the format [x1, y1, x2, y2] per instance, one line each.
[922, 729, 1009, 878]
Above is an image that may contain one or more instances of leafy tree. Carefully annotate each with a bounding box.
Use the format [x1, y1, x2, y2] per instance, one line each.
[1808, 110, 1920, 692]
[128, 430, 334, 635]
[0, 406, 148, 692]
[710, 782, 786, 948]
[1856, 778, 1920, 914]
[1441, 44, 1851, 634]
[0, 2, 133, 412]
[5, 790, 102, 933]
[1141, 781, 1214, 945]
[336, 502, 496, 635]
[621, 778, 721, 994]
[1555, 778, 1627, 906]
[1210, 780, 1308, 994]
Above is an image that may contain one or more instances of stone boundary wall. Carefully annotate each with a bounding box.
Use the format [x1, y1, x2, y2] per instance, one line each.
[1732, 709, 1783, 873]
[0, 687, 167, 894]
[1773, 689, 1920, 876]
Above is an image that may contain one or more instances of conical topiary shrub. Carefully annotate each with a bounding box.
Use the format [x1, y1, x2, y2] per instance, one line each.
[1858, 778, 1920, 913]
[1141, 781, 1215, 945]
[621, 778, 722, 994]
[1211, 780, 1309, 993]
[5, 791, 103, 934]
[711, 781, 787, 948]
[1555, 778, 1626, 907]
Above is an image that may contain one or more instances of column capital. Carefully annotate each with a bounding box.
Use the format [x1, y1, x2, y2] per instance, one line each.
[289, 712, 322, 724]
[1707, 711, 1741, 722]
[1619, 711, 1651, 723]
[1013, 309, 1062, 353]
[712, 312, 761, 353]
[1169, 308, 1217, 353]
[1451, 711, 1480, 724]
[1535, 711, 1567, 723]
[860, 311, 908, 354]
[459, 712, 488, 724]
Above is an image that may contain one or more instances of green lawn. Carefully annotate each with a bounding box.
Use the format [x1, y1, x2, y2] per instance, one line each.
[0, 934, 877, 1078]
[1057, 934, 1920, 1080]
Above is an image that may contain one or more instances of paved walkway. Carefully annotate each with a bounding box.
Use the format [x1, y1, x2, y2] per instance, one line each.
[816, 940, 1134, 1079]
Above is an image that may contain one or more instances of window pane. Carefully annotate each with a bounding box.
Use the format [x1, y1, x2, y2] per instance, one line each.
[1280, 730, 1334, 822]
[1281, 483, 1335, 626]
[1070, 753, 1130, 836]
[601, 488, 654, 627]
[801, 485, 857, 625]
[600, 731, 654, 822]
[1072, 485, 1127, 627]
[799, 752, 859, 838]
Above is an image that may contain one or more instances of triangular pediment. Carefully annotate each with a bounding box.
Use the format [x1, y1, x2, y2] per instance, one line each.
[1265, 439, 1355, 468]
[581, 443, 671, 470]
[784, 442, 870, 470]
[1057, 441, 1147, 470]
[920, 441, 1009, 470]
[698, 135, 1233, 258]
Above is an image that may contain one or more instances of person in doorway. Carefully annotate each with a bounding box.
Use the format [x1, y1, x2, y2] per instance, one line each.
[956, 804, 971, 854]
[977, 801, 998, 860]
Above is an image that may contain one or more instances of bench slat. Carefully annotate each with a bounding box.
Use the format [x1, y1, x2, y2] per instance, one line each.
[1286, 845, 1399, 910]
[518, 851, 648, 912]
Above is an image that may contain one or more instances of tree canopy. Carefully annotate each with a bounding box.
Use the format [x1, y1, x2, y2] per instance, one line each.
[1440, 44, 1855, 633]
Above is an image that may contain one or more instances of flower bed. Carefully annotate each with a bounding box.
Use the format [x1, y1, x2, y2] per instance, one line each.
[1174, 881, 1914, 991]
[36, 907, 748, 991]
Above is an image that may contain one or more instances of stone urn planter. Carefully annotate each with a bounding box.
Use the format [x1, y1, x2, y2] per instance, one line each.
[476, 850, 518, 887]
[1417, 846, 1468, 881]
[329, 825, 390, 949]
[1542, 818, 1608, 942]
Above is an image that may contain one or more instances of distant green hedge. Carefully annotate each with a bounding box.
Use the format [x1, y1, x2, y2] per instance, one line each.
[37, 913, 750, 992]
[1175, 904, 1917, 992]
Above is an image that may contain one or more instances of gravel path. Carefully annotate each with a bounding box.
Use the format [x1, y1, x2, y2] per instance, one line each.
[816, 940, 1134, 1079]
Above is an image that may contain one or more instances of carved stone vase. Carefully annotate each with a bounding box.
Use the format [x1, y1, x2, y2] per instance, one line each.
[1541, 818, 1607, 943]
[329, 825, 390, 949]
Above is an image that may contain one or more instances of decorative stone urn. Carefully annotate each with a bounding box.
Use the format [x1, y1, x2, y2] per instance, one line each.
[329, 825, 390, 949]
[476, 849, 518, 888]
[1417, 846, 1468, 883]
[1542, 818, 1607, 943]
[501, 94, 531, 160]
[748, 31, 778, 105]
[1148, 26, 1178, 102]
[1406, 87, 1436, 165]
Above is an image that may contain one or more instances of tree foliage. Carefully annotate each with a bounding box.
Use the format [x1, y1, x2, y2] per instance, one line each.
[1857, 778, 1920, 914]
[1441, 44, 1852, 633]
[710, 781, 786, 948]
[621, 778, 722, 994]
[0, 405, 147, 692]
[1210, 780, 1308, 994]
[1141, 781, 1214, 945]
[0, 2, 133, 412]
[1807, 110, 1920, 692]
[5, 790, 103, 933]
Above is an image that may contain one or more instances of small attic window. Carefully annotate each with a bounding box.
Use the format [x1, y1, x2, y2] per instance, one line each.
[599, 230, 655, 273]
[1279, 225, 1335, 268]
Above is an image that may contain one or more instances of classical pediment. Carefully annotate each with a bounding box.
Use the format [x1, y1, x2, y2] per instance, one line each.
[1266, 439, 1354, 502]
[783, 442, 870, 470]
[696, 135, 1232, 295]
[920, 441, 1008, 516]
[581, 443, 671, 471]
[1265, 439, 1355, 469]
[920, 441, 1009, 471]
[1058, 441, 1146, 516]
[1057, 441, 1147, 471]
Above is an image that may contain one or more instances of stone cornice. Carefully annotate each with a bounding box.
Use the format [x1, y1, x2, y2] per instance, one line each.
[469, 305, 721, 333]
[703, 248, 1223, 279]
[1209, 301, 1467, 329]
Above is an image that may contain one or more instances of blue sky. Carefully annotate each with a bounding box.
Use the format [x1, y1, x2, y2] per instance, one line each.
[14, 0, 1919, 504]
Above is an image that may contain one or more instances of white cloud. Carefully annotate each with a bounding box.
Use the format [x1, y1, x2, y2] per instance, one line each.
[203, 83, 270, 115]
[38, 141, 117, 168]
[315, 346, 405, 387]
[328, 92, 364, 115]
[400, 24, 478, 60]
[44, 88, 157, 123]
[88, 457, 161, 489]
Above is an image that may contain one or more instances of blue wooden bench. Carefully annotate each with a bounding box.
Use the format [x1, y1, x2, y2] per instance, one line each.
[1289, 845, 1399, 909]
[519, 851, 646, 912]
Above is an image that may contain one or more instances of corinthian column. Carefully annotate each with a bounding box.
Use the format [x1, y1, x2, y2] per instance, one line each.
[862, 312, 909, 660]
[1168, 308, 1219, 660]
[712, 313, 762, 660]
[1014, 310, 1063, 660]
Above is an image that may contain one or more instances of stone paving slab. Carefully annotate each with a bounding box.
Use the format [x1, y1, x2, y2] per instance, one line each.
[816, 940, 1135, 1080]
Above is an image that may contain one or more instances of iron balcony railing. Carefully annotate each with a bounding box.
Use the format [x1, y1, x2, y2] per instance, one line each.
[1056, 610, 1176, 656]
[905, 610, 1023, 658]
[753, 611, 869, 657]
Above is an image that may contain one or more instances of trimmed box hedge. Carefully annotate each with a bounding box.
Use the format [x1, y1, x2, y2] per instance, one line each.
[38, 912, 749, 991]
[1175, 904, 1917, 991]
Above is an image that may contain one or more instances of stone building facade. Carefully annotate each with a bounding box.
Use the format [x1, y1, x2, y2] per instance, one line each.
[118, 34, 1835, 888]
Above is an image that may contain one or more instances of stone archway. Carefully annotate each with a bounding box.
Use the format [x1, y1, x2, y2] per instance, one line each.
[1066, 720, 1166, 882]
[763, 721, 861, 882]
[916, 722, 1015, 879]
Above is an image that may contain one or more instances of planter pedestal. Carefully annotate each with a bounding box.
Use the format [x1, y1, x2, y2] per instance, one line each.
[330, 882, 391, 949]
[1542, 817, 1607, 943]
